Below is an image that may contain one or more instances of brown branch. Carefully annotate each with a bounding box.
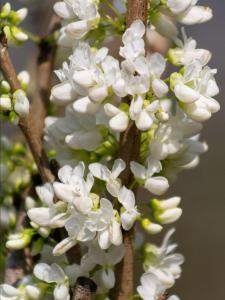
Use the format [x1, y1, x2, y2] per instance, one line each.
[32, 14, 60, 136]
[111, 1, 148, 300]
[72, 277, 97, 300]
[0, 31, 55, 183]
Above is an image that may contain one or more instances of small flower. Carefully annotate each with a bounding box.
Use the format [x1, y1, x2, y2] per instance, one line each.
[144, 229, 184, 288]
[88, 243, 125, 291]
[120, 20, 146, 60]
[89, 198, 123, 249]
[118, 186, 140, 230]
[131, 157, 169, 195]
[89, 159, 126, 197]
[104, 103, 129, 133]
[34, 263, 70, 300]
[168, 29, 211, 66]
[130, 96, 160, 131]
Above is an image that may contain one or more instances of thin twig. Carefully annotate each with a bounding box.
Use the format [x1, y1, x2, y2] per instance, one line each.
[111, 1, 148, 300]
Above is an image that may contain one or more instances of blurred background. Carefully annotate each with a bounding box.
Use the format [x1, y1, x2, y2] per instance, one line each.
[1, 0, 225, 298]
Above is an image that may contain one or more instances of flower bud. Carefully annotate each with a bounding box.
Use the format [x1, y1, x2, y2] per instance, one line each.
[25, 196, 36, 210]
[11, 26, 28, 42]
[159, 197, 181, 209]
[13, 89, 30, 117]
[1, 3, 11, 18]
[141, 218, 163, 234]
[167, 48, 184, 66]
[0, 95, 12, 111]
[18, 71, 30, 89]
[25, 286, 41, 300]
[158, 208, 182, 224]
[0, 80, 10, 93]
[15, 8, 28, 23]
[38, 227, 51, 238]
[156, 110, 169, 122]
[6, 229, 33, 250]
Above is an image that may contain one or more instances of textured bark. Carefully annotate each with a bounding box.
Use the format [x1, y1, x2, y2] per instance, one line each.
[111, 1, 148, 299]
[72, 277, 97, 300]
[0, 32, 55, 183]
[126, 0, 148, 26]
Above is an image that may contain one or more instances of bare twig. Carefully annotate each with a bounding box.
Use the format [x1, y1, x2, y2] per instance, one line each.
[111, 1, 148, 300]
[72, 277, 97, 300]
[0, 32, 55, 183]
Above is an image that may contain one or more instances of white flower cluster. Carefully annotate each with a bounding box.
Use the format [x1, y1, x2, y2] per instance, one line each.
[53, 0, 100, 47]
[137, 229, 184, 300]
[28, 160, 139, 252]
[1, 1, 219, 299]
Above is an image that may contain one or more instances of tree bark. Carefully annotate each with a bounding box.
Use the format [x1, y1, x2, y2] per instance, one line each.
[111, 1, 148, 300]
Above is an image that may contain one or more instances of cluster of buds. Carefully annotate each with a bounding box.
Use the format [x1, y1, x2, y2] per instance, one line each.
[0, 3, 28, 44]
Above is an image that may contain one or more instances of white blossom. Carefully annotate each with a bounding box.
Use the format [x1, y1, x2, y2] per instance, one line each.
[104, 103, 129, 132]
[131, 157, 169, 195]
[89, 159, 125, 197]
[54, 0, 99, 46]
[173, 61, 220, 121]
[88, 243, 125, 292]
[144, 229, 184, 288]
[130, 96, 160, 131]
[45, 106, 102, 152]
[34, 263, 70, 300]
[119, 20, 145, 60]
[169, 29, 211, 66]
[88, 198, 123, 249]
[118, 186, 140, 230]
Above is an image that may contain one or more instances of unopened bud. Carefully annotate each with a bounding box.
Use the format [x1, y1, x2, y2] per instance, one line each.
[18, 71, 30, 89]
[25, 285, 41, 300]
[13, 89, 30, 117]
[0, 80, 10, 93]
[141, 218, 163, 234]
[15, 8, 28, 23]
[158, 208, 182, 224]
[38, 227, 51, 238]
[6, 229, 33, 250]
[11, 26, 28, 42]
[1, 3, 11, 18]
[0, 95, 12, 111]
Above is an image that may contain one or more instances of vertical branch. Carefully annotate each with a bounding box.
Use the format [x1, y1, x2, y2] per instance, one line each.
[111, 1, 148, 300]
